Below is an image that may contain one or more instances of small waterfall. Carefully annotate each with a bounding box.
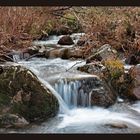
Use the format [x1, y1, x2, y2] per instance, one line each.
[13, 54, 20, 62]
[38, 77, 70, 114]
[19, 63, 70, 114]
[54, 79, 91, 108]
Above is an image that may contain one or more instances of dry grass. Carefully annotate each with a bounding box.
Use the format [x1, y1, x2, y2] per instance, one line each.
[0, 7, 60, 51]
[74, 7, 140, 55]
[0, 7, 140, 56]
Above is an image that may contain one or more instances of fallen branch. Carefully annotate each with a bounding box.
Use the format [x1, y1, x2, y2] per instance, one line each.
[0, 54, 14, 62]
[66, 60, 85, 72]
[24, 53, 42, 61]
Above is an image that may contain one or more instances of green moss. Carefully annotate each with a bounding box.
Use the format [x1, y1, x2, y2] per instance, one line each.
[0, 65, 59, 123]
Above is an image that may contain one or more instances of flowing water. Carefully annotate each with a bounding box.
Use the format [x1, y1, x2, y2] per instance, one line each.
[3, 33, 140, 133]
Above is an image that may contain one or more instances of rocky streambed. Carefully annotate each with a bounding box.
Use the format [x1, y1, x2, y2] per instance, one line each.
[0, 33, 140, 133]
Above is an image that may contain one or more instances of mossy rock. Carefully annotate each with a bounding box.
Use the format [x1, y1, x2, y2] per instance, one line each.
[0, 63, 59, 123]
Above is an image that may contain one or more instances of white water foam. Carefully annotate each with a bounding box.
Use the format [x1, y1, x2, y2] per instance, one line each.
[18, 57, 140, 133]
[57, 107, 140, 129]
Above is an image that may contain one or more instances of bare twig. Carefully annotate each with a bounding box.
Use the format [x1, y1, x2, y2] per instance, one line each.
[0, 54, 14, 62]
[66, 60, 85, 72]
[24, 53, 42, 61]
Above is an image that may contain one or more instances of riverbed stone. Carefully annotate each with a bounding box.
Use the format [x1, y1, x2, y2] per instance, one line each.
[58, 35, 74, 45]
[0, 63, 59, 125]
[0, 114, 29, 128]
[105, 122, 128, 129]
[86, 44, 117, 63]
[86, 78, 117, 107]
[45, 47, 84, 59]
[77, 61, 105, 76]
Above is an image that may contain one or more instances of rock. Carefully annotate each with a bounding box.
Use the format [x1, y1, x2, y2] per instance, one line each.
[27, 46, 40, 55]
[58, 35, 74, 45]
[27, 45, 59, 58]
[102, 59, 140, 100]
[89, 81, 117, 107]
[46, 48, 70, 59]
[125, 54, 140, 65]
[86, 44, 117, 63]
[77, 61, 105, 76]
[7, 51, 21, 62]
[128, 64, 140, 99]
[102, 60, 126, 96]
[78, 77, 116, 107]
[45, 47, 84, 59]
[68, 48, 84, 58]
[7, 50, 31, 62]
[80, 59, 134, 102]
[0, 114, 29, 128]
[105, 122, 128, 129]
[0, 63, 59, 124]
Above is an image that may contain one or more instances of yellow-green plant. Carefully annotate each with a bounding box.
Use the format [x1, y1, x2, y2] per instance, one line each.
[104, 59, 124, 79]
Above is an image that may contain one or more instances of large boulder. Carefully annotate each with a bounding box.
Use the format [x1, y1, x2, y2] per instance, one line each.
[58, 35, 74, 45]
[128, 65, 140, 99]
[80, 77, 117, 107]
[0, 63, 59, 126]
[102, 59, 138, 100]
[86, 44, 117, 63]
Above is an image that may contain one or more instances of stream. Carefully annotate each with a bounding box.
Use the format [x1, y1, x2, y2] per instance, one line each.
[2, 33, 140, 133]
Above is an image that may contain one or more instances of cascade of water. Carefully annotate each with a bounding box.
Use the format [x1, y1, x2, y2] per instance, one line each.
[38, 77, 70, 114]
[13, 54, 20, 62]
[18, 62, 70, 114]
[54, 79, 91, 108]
